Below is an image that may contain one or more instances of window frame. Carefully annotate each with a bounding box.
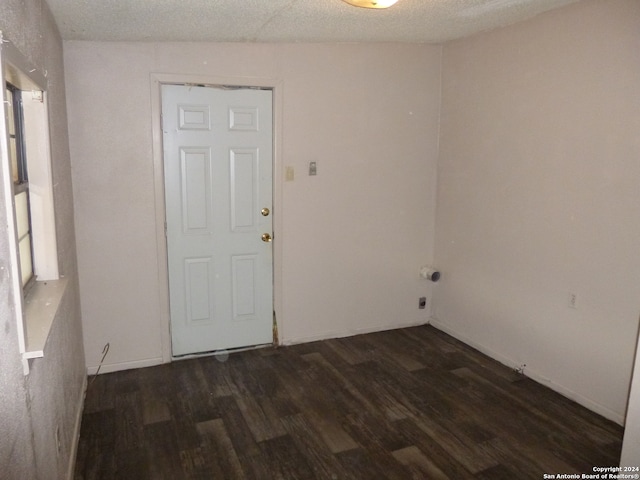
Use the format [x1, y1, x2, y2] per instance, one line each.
[7, 83, 28, 185]
[6, 82, 36, 291]
[0, 31, 64, 374]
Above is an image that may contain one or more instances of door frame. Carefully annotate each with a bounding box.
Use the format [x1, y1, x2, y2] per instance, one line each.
[150, 73, 284, 362]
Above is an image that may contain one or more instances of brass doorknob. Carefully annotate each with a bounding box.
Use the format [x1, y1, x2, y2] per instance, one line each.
[261, 207, 270, 217]
[261, 233, 272, 242]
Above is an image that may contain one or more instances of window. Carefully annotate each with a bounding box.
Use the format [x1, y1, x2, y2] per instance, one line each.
[5, 82, 34, 288]
[1, 34, 65, 373]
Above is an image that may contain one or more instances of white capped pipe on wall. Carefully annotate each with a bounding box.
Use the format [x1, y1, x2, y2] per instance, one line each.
[420, 266, 440, 282]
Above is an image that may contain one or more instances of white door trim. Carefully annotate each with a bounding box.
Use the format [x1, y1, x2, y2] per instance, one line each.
[150, 73, 284, 363]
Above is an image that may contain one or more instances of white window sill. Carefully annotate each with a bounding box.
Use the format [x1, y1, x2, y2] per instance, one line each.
[22, 277, 68, 360]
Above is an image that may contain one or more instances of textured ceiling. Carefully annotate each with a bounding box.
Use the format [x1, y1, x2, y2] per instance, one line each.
[46, 0, 581, 44]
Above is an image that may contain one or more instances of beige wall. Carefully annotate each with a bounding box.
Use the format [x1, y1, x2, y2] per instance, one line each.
[64, 42, 442, 373]
[434, 0, 640, 423]
[0, 0, 86, 478]
[63, 0, 639, 446]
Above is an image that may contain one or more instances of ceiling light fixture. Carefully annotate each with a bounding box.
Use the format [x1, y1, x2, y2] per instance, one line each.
[342, 0, 399, 9]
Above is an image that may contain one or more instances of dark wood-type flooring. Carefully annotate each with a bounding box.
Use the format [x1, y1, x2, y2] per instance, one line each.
[74, 325, 623, 479]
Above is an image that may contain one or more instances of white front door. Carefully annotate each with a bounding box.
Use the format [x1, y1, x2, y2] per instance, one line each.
[162, 84, 273, 356]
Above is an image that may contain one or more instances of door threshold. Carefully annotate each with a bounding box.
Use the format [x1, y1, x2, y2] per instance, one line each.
[171, 342, 273, 362]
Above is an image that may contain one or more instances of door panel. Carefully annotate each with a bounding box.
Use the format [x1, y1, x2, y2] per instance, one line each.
[162, 84, 273, 356]
[185, 257, 214, 324]
[232, 254, 257, 318]
[230, 148, 258, 232]
[181, 147, 212, 233]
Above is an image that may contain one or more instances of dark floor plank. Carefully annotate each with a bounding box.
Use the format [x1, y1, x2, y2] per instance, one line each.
[141, 386, 171, 425]
[258, 434, 317, 480]
[74, 410, 116, 480]
[199, 355, 235, 398]
[234, 393, 288, 442]
[300, 351, 381, 416]
[281, 413, 355, 480]
[451, 365, 618, 471]
[215, 395, 263, 459]
[365, 329, 427, 372]
[196, 418, 246, 479]
[274, 353, 360, 454]
[476, 436, 576, 480]
[74, 450, 115, 480]
[143, 421, 185, 480]
[83, 374, 116, 414]
[336, 447, 399, 479]
[344, 356, 499, 473]
[410, 411, 500, 473]
[75, 325, 623, 479]
[114, 391, 143, 453]
[343, 409, 409, 453]
[116, 448, 150, 480]
[392, 445, 450, 480]
[324, 336, 375, 365]
[394, 417, 476, 479]
[474, 463, 520, 480]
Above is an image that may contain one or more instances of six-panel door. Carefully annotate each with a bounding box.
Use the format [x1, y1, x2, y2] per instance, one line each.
[162, 84, 273, 356]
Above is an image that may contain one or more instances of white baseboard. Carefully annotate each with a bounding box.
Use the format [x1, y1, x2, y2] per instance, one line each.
[428, 317, 625, 425]
[281, 319, 430, 346]
[67, 374, 87, 480]
[86, 356, 164, 375]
